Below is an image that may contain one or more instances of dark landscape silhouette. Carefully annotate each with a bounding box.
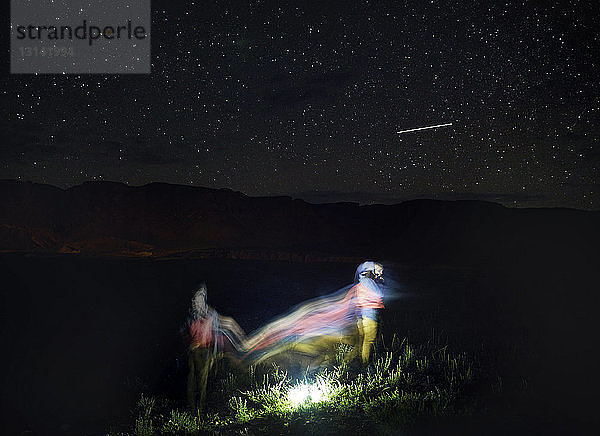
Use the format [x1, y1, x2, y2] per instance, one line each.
[1, 180, 597, 266]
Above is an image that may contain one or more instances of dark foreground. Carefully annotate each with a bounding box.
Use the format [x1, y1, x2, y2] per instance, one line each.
[0, 253, 597, 435]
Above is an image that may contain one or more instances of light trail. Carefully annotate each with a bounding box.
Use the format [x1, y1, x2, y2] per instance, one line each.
[396, 122, 453, 134]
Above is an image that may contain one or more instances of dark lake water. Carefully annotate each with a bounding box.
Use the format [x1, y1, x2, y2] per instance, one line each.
[0, 254, 596, 435]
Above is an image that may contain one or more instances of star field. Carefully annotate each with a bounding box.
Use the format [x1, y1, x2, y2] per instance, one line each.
[2, 0, 598, 209]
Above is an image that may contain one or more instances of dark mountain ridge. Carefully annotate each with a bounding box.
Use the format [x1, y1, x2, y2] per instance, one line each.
[1, 180, 597, 267]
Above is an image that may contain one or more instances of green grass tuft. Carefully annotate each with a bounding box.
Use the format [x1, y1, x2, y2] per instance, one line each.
[123, 335, 481, 434]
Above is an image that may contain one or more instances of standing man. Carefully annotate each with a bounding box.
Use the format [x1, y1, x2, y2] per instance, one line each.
[352, 261, 385, 364]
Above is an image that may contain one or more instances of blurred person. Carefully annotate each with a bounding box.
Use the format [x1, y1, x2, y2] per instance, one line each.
[243, 261, 385, 367]
[185, 283, 245, 414]
[351, 261, 385, 364]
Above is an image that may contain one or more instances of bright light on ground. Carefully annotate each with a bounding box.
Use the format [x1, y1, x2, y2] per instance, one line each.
[287, 382, 330, 406]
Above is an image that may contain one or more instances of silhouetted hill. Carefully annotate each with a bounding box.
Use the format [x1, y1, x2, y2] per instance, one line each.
[1, 180, 598, 268]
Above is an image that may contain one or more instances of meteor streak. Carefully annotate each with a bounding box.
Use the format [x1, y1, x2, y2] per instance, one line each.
[396, 122, 453, 134]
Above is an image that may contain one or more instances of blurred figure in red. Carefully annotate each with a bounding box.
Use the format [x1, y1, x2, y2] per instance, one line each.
[243, 261, 385, 367]
[186, 283, 245, 414]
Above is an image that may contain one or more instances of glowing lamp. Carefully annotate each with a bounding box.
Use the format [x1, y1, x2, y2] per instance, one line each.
[287, 382, 329, 406]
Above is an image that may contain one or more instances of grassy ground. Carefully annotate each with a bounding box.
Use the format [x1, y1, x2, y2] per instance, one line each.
[111, 333, 489, 435]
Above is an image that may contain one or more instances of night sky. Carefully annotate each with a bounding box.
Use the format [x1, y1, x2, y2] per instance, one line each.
[2, 1, 599, 209]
